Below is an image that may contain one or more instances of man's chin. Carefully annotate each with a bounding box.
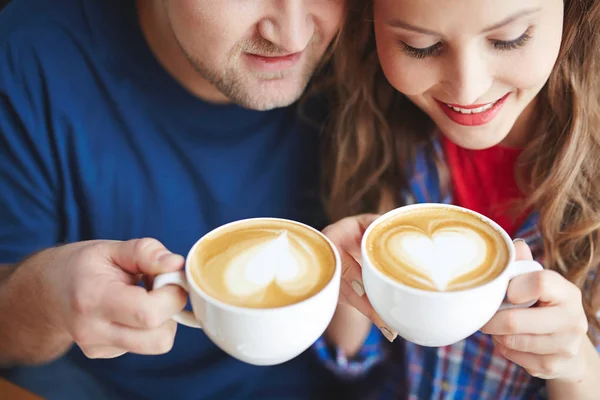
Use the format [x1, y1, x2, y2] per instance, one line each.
[226, 82, 307, 111]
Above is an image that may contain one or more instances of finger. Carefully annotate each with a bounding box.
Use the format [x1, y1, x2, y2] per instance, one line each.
[494, 343, 566, 380]
[339, 280, 397, 342]
[323, 214, 379, 260]
[506, 269, 573, 306]
[101, 282, 187, 329]
[492, 334, 565, 355]
[339, 247, 366, 297]
[81, 346, 128, 359]
[481, 307, 563, 335]
[339, 279, 374, 317]
[353, 213, 381, 230]
[107, 238, 185, 275]
[513, 239, 533, 261]
[108, 320, 179, 355]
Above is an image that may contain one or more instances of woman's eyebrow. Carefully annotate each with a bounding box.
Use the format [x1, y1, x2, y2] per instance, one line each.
[385, 7, 542, 36]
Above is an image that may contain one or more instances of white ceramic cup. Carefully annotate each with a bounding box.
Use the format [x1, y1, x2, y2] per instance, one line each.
[152, 218, 341, 366]
[361, 203, 543, 347]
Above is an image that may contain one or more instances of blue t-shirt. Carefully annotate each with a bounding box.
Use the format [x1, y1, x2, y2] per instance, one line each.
[0, 0, 332, 398]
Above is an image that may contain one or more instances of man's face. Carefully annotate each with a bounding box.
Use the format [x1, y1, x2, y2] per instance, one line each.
[162, 0, 345, 110]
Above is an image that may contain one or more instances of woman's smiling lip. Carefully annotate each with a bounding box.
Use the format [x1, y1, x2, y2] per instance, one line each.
[435, 93, 511, 126]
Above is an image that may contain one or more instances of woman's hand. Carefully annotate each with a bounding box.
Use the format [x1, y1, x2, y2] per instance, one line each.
[323, 214, 397, 343]
[481, 241, 590, 382]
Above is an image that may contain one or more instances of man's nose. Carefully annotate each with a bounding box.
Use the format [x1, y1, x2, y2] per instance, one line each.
[257, 1, 314, 53]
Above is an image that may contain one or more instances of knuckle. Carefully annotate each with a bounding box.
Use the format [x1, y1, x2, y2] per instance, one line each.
[71, 323, 92, 345]
[529, 370, 550, 379]
[564, 342, 580, 358]
[321, 225, 334, 237]
[80, 241, 111, 261]
[572, 316, 589, 335]
[88, 241, 105, 254]
[341, 264, 353, 279]
[112, 334, 130, 352]
[71, 290, 97, 316]
[519, 336, 532, 353]
[505, 312, 521, 334]
[571, 284, 583, 301]
[539, 358, 560, 376]
[81, 347, 103, 359]
[534, 271, 553, 296]
[82, 240, 105, 256]
[503, 335, 519, 350]
[134, 238, 162, 256]
[69, 246, 100, 273]
[155, 326, 176, 354]
[134, 308, 159, 329]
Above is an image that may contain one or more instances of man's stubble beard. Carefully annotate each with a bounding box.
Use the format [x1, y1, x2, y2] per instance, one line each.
[181, 37, 323, 111]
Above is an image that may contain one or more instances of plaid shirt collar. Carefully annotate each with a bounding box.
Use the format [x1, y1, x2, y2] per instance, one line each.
[406, 141, 543, 252]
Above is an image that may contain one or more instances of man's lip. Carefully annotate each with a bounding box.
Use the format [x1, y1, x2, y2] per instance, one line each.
[245, 52, 302, 61]
[246, 51, 300, 57]
[244, 51, 303, 72]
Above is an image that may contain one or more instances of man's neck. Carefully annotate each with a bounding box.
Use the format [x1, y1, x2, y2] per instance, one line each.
[136, 0, 229, 104]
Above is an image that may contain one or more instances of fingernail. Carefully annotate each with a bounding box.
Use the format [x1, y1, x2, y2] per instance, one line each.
[379, 326, 397, 342]
[513, 238, 526, 244]
[351, 280, 365, 297]
[373, 314, 397, 342]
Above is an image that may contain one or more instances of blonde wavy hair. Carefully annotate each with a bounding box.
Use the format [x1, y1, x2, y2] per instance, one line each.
[322, 0, 600, 338]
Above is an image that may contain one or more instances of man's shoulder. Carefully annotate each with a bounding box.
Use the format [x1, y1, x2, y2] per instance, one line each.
[0, 0, 87, 43]
[0, 0, 136, 106]
[0, 0, 127, 63]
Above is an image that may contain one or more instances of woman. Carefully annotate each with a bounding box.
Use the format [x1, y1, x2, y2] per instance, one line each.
[316, 0, 600, 399]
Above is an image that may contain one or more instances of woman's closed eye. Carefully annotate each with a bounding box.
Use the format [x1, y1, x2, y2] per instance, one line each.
[399, 28, 534, 60]
[491, 28, 532, 51]
[398, 41, 443, 60]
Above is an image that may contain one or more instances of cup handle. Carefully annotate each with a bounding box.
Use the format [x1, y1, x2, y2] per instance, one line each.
[153, 271, 202, 329]
[498, 260, 544, 311]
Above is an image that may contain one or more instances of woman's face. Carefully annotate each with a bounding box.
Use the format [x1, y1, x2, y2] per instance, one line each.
[373, 0, 564, 149]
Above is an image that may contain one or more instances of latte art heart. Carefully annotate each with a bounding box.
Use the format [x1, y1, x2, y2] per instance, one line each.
[388, 227, 488, 290]
[366, 207, 509, 292]
[225, 232, 318, 298]
[190, 220, 336, 308]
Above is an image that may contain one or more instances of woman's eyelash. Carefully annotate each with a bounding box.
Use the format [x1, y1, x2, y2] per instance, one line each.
[399, 28, 533, 59]
[491, 31, 532, 50]
[400, 42, 443, 60]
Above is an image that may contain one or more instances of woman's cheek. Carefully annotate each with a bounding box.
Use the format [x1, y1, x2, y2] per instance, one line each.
[376, 37, 437, 96]
[495, 46, 558, 93]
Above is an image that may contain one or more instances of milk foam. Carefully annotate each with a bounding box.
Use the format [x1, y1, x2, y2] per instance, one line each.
[224, 231, 317, 298]
[389, 227, 488, 290]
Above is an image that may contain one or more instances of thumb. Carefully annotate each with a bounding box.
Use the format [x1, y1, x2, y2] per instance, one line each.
[107, 238, 185, 275]
[513, 239, 533, 261]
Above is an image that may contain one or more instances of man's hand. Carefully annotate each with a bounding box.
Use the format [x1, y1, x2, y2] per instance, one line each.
[0, 238, 187, 363]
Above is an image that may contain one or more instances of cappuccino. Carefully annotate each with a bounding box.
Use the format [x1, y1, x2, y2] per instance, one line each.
[190, 219, 336, 308]
[366, 206, 509, 291]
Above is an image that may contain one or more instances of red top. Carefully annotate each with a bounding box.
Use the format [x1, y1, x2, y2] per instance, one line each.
[441, 135, 526, 237]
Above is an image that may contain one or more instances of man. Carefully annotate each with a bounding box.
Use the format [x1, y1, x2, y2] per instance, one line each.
[0, 0, 345, 399]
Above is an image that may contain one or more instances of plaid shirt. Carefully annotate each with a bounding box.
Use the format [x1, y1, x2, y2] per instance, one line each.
[315, 142, 600, 399]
